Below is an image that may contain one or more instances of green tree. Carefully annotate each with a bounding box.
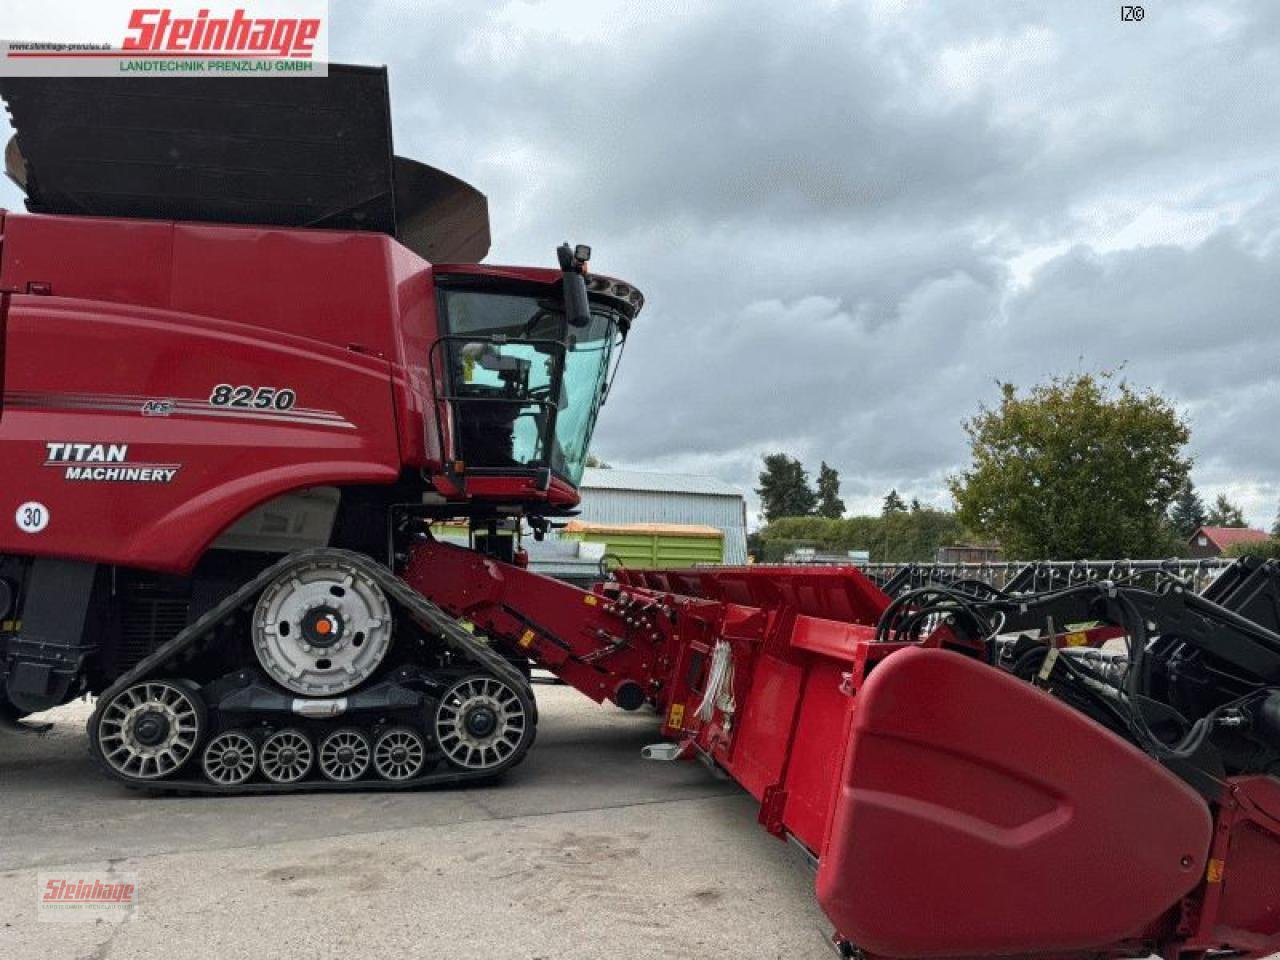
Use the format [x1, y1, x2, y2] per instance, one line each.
[1168, 479, 1207, 538]
[1206, 493, 1246, 528]
[882, 489, 907, 515]
[816, 462, 845, 519]
[1225, 538, 1280, 560]
[757, 509, 967, 563]
[756, 453, 817, 522]
[1272, 504, 1280, 538]
[584, 454, 611, 469]
[949, 372, 1191, 559]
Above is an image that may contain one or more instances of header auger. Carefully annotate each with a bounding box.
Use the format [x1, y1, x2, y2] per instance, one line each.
[0, 65, 1275, 960]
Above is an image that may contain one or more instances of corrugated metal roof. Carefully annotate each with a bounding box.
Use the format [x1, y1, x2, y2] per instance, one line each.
[580, 468, 743, 497]
[564, 520, 724, 537]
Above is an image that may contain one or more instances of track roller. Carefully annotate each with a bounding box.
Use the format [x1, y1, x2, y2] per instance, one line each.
[202, 730, 258, 786]
[95, 680, 206, 780]
[260, 729, 314, 783]
[373, 727, 428, 781]
[318, 728, 372, 782]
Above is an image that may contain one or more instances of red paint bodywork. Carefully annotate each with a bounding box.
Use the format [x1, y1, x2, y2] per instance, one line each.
[817, 647, 1213, 958]
[0, 212, 577, 572]
[406, 542, 1280, 960]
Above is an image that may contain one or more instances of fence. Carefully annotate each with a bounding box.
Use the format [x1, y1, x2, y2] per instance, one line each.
[856, 559, 1235, 595]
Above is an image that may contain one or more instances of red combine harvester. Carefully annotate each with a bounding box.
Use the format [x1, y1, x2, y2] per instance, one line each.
[1, 67, 1277, 960]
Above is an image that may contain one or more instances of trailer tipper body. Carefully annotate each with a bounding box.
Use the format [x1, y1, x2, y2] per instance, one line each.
[0, 66, 1276, 960]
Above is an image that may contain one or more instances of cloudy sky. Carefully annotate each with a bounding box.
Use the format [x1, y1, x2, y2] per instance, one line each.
[4, 1, 1278, 528]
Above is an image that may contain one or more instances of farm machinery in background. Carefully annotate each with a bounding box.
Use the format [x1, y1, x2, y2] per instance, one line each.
[0, 67, 1276, 960]
[862, 558, 1237, 598]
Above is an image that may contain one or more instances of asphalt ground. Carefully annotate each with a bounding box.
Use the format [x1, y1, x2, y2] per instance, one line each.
[0, 684, 832, 960]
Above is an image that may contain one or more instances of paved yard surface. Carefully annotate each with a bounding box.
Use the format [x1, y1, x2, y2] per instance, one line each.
[0, 685, 831, 960]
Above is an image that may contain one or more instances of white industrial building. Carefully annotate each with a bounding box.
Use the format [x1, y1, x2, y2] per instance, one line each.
[573, 468, 749, 563]
[526, 468, 749, 581]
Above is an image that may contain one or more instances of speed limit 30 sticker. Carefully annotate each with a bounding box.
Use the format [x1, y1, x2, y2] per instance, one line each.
[15, 502, 50, 534]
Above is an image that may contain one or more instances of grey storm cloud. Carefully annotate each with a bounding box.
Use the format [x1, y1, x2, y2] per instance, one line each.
[3, 1, 1278, 525]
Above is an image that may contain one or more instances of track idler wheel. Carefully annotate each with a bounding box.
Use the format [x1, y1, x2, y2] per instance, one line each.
[318, 728, 372, 782]
[373, 727, 429, 781]
[202, 730, 258, 786]
[95, 679, 206, 780]
[260, 729, 314, 784]
[434, 674, 535, 775]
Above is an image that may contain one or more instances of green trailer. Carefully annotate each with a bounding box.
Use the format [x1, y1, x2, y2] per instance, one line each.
[561, 521, 725, 568]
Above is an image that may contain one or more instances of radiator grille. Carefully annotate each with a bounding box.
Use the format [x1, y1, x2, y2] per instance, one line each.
[118, 590, 190, 672]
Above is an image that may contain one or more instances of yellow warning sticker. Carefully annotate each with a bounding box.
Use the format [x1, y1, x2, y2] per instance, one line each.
[583, 594, 599, 606]
[462, 356, 475, 383]
[518, 629, 536, 650]
[1207, 859, 1225, 883]
[667, 703, 685, 731]
[1064, 631, 1089, 647]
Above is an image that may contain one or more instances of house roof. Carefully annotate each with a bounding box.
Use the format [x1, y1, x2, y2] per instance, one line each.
[580, 468, 742, 498]
[1190, 526, 1271, 549]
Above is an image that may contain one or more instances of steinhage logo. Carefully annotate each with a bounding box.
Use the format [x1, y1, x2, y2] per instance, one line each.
[123, 8, 321, 59]
[1, 1, 331, 77]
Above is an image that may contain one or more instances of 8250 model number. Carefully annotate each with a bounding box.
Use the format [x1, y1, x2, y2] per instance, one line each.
[209, 384, 298, 411]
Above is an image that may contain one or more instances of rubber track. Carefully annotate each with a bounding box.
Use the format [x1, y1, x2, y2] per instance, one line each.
[86, 547, 535, 793]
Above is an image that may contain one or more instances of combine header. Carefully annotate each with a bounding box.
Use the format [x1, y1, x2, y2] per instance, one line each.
[0, 67, 1276, 960]
[412, 543, 1280, 959]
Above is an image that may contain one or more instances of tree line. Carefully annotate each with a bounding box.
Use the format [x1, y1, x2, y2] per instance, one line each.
[753, 454, 969, 562]
[753, 371, 1280, 562]
[1168, 481, 1253, 536]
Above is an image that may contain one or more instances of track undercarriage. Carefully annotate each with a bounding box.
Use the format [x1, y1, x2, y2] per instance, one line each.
[84, 548, 536, 793]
